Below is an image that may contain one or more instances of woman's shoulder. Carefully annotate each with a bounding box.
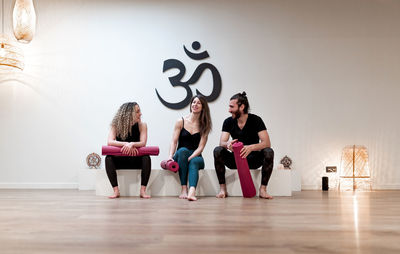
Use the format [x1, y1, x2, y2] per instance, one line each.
[138, 121, 147, 129]
[175, 117, 184, 127]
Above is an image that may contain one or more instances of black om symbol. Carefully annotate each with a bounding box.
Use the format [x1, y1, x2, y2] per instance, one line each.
[156, 41, 222, 109]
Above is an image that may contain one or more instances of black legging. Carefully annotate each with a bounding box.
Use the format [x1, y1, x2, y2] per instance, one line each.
[105, 155, 151, 187]
[213, 146, 274, 186]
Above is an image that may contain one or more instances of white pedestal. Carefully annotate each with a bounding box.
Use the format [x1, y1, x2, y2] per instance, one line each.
[78, 168, 97, 190]
[268, 169, 292, 196]
[291, 168, 302, 191]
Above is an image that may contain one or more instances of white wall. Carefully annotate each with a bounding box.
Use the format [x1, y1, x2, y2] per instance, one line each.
[0, 0, 399, 189]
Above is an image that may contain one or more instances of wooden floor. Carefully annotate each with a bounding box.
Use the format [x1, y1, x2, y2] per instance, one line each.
[0, 190, 399, 254]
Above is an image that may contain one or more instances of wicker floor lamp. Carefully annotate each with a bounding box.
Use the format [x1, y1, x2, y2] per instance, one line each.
[339, 145, 371, 191]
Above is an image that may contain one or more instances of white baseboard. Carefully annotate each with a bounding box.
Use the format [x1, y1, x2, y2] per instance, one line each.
[0, 183, 78, 189]
[1, 183, 399, 190]
[301, 184, 400, 190]
[301, 185, 319, 190]
[373, 184, 400, 190]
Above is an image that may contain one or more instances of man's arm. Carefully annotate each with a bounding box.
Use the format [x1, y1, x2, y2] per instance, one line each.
[219, 131, 237, 152]
[240, 130, 271, 158]
[257, 130, 271, 149]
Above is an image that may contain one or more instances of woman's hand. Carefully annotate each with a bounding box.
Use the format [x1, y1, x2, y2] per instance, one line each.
[167, 156, 174, 162]
[121, 142, 138, 156]
[128, 146, 138, 156]
[121, 142, 133, 154]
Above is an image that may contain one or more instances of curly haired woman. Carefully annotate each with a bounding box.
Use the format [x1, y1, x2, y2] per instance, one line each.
[105, 102, 151, 199]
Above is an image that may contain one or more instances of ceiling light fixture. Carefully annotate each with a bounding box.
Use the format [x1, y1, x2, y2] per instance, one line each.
[13, 0, 36, 43]
[0, 0, 24, 70]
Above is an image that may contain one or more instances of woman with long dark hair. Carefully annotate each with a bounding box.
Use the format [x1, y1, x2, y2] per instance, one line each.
[168, 95, 212, 201]
[105, 102, 151, 199]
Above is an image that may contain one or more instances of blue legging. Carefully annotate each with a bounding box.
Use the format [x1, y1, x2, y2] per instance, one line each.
[173, 147, 204, 188]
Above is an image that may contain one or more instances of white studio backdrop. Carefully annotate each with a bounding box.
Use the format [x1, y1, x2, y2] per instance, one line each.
[0, 0, 399, 189]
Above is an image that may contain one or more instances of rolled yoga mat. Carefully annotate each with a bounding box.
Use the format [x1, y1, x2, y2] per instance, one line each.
[160, 160, 179, 172]
[102, 146, 159, 156]
[232, 142, 257, 198]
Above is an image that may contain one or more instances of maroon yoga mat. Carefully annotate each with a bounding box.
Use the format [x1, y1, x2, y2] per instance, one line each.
[160, 160, 179, 173]
[232, 142, 256, 198]
[101, 146, 159, 156]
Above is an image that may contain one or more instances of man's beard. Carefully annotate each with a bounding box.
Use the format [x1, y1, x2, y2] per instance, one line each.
[233, 110, 241, 119]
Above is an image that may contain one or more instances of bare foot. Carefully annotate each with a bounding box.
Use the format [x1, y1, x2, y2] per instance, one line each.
[140, 186, 151, 199]
[109, 186, 120, 199]
[187, 187, 197, 201]
[216, 184, 227, 198]
[108, 193, 120, 199]
[216, 190, 228, 198]
[179, 193, 188, 199]
[140, 193, 151, 199]
[179, 186, 188, 199]
[259, 187, 273, 199]
[188, 196, 197, 201]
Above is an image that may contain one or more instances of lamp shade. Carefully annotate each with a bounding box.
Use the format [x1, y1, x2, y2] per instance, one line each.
[12, 0, 36, 43]
[0, 34, 24, 70]
[339, 145, 371, 191]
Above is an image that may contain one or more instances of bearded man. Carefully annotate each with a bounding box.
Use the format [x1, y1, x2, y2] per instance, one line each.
[213, 92, 274, 199]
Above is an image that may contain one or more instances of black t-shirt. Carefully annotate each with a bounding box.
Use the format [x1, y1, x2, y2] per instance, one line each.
[222, 113, 266, 145]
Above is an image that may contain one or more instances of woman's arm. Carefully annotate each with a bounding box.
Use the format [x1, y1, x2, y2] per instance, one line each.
[121, 122, 147, 155]
[107, 124, 146, 156]
[107, 126, 128, 147]
[168, 119, 183, 161]
[107, 126, 136, 155]
[188, 134, 208, 161]
[134, 122, 148, 148]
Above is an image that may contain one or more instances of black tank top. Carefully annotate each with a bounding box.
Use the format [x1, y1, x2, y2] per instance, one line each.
[116, 123, 140, 142]
[177, 117, 201, 151]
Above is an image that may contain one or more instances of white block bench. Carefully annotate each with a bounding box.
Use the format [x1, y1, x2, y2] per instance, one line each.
[95, 168, 292, 197]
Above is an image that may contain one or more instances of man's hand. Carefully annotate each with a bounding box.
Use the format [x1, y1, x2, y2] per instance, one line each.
[227, 139, 238, 152]
[240, 145, 253, 158]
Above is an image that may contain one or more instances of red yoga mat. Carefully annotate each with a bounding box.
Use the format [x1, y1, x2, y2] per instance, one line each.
[101, 146, 159, 156]
[232, 142, 257, 198]
[160, 160, 179, 173]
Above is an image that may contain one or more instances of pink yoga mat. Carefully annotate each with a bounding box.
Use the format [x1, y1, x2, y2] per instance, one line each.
[102, 146, 159, 156]
[232, 142, 256, 198]
[160, 160, 179, 173]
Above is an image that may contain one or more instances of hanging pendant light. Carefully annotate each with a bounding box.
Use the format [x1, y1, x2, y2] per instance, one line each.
[0, 34, 24, 70]
[0, 0, 24, 70]
[12, 0, 36, 43]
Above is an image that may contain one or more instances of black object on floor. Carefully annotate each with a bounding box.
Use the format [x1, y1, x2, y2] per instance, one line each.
[322, 176, 329, 191]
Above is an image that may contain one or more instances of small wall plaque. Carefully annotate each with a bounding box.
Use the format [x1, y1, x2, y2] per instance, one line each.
[86, 153, 101, 169]
[326, 166, 337, 173]
[280, 156, 292, 169]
